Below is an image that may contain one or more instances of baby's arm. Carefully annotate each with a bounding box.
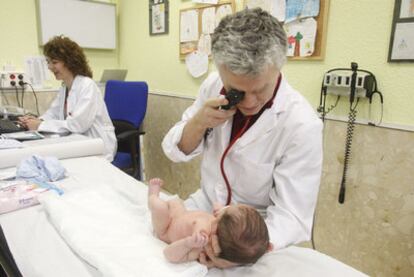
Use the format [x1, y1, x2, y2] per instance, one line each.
[164, 232, 208, 263]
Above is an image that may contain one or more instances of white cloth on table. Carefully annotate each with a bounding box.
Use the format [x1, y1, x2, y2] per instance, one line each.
[40, 186, 208, 277]
[0, 157, 368, 277]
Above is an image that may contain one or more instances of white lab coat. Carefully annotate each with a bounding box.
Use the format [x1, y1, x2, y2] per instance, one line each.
[162, 72, 323, 249]
[39, 75, 116, 161]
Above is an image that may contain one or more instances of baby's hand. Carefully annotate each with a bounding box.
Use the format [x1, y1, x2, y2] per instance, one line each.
[186, 232, 208, 248]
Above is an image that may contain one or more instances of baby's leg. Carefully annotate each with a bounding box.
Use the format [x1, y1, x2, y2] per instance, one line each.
[148, 178, 171, 239]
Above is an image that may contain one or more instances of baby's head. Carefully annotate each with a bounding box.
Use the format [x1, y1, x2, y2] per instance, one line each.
[215, 204, 271, 264]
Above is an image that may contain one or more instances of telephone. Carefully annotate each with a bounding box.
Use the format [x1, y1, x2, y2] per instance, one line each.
[317, 62, 384, 204]
[220, 89, 245, 110]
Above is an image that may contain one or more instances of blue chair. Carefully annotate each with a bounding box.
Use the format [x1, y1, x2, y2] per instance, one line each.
[104, 80, 148, 180]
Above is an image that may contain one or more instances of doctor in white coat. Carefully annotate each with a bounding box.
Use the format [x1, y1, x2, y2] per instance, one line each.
[162, 9, 323, 268]
[19, 36, 116, 161]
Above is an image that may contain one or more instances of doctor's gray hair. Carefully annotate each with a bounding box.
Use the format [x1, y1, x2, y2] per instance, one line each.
[212, 8, 287, 76]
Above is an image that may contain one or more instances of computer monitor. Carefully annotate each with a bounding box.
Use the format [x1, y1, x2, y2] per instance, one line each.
[99, 69, 128, 83]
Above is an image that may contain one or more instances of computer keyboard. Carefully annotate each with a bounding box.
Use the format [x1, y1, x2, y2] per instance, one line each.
[0, 119, 24, 134]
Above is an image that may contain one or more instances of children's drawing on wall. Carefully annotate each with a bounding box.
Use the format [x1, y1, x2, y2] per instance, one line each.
[202, 7, 216, 34]
[179, 3, 233, 58]
[185, 50, 209, 78]
[192, 0, 219, 4]
[198, 34, 212, 56]
[215, 4, 232, 27]
[243, 0, 328, 59]
[285, 0, 319, 23]
[400, 0, 414, 18]
[245, 0, 272, 14]
[245, 0, 286, 21]
[284, 17, 317, 57]
[180, 9, 199, 54]
[180, 10, 199, 42]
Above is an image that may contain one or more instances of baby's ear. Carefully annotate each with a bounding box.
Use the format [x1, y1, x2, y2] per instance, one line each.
[267, 242, 274, 252]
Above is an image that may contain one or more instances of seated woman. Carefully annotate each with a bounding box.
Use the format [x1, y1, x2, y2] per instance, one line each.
[18, 36, 116, 161]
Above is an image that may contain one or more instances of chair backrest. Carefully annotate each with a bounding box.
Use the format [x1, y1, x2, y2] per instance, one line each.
[104, 80, 148, 128]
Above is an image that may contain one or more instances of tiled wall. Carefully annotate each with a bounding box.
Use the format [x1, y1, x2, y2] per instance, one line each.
[1, 90, 56, 117]
[144, 93, 414, 277]
[143, 93, 201, 198]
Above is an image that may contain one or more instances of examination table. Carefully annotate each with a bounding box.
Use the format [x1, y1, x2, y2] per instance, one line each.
[0, 157, 367, 277]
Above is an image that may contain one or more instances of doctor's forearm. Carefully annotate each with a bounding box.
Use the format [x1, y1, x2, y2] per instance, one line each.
[178, 117, 207, 155]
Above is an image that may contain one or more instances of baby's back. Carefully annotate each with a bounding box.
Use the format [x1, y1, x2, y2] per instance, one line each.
[166, 210, 214, 243]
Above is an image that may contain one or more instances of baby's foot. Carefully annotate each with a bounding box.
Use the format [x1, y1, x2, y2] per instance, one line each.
[186, 232, 208, 249]
[148, 178, 164, 196]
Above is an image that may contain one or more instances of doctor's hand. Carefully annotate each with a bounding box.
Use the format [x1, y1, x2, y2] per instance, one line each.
[178, 96, 236, 155]
[18, 115, 37, 121]
[23, 118, 42, 130]
[17, 115, 36, 128]
[198, 234, 239, 269]
[193, 97, 236, 130]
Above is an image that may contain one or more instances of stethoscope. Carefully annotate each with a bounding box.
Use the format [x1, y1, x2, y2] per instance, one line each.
[220, 116, 251, 206]
[219, 74, 280, 205]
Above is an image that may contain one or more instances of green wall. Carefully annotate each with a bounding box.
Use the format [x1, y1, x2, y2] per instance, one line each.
[119, 0, 414, 127]
[1, 0, 413, 126]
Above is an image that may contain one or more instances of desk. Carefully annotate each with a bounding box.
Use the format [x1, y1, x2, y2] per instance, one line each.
[0, 134, 105, 169]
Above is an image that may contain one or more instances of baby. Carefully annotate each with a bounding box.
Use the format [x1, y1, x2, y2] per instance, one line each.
[147, 178, 272, 264]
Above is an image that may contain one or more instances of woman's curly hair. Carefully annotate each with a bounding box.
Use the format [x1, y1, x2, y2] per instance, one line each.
[43, 35, 93, 78]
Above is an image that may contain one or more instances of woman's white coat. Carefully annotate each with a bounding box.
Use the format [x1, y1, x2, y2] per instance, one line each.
[39, 75, 116, 161]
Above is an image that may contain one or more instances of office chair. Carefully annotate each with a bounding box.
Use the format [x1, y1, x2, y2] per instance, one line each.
[104, 80, 148, 180]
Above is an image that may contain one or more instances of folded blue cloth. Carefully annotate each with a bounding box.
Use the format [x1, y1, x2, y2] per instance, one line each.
[16, 155, 66, 195]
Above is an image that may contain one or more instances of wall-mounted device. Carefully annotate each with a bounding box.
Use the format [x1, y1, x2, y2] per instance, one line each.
[323, 71, 375, 98]
[0, 71, 27, 89]
[0, 71, 39, 115]
[317, 62, 384, 205]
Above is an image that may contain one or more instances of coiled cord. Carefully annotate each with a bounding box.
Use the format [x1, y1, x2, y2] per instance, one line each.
[338, 104, 357, 204]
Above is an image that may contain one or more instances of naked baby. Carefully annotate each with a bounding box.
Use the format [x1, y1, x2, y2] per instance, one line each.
[147, 178, 273, 265]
